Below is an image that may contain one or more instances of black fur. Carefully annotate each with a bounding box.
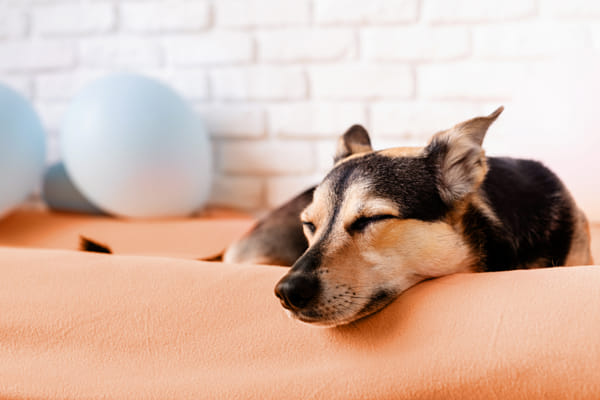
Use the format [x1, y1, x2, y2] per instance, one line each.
[464, 157, 574, 271]
[324, 152, 449, 223]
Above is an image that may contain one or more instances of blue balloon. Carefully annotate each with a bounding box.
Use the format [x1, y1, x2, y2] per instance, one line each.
[0, 85, 46, 218]
[42, 162, 104, 215]
[61, 74, 212, 218]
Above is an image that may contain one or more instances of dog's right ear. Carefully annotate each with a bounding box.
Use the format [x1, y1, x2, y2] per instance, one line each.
[334, 124, 373, 164]
[425, 106, 503, 204]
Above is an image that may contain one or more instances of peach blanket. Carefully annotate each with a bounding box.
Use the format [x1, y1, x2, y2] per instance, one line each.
[0, 210, 599, 399]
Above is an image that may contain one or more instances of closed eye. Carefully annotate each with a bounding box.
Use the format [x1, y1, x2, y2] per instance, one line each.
[302, 221, 316, 234]
[349, 215, 397, 233]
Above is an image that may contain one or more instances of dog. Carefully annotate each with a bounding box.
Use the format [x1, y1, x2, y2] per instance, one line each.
[221, 187, 314, 266]
[274, 106, 594, 327]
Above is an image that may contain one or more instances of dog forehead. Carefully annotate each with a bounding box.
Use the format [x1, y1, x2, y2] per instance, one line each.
[311, 151, 448, 222]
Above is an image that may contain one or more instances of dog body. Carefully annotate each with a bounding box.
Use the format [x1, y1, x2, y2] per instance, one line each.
[275, 107, 593, 327]
[223, 187, 314, 266]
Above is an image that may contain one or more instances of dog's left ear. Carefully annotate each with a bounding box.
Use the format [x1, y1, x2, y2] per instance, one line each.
[425, 106, 503, 204]
[334, 124, 373, 164]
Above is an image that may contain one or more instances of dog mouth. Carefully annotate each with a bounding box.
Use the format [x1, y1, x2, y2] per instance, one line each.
[289, 288, 397, 327]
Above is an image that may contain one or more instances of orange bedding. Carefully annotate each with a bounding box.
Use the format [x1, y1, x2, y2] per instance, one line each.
[0, 210, 599, 399]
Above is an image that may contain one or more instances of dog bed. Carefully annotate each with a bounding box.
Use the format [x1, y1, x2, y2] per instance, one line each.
[0, 209, 599, 399]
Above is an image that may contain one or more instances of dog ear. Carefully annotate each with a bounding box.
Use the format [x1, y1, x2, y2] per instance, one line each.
[425, 106, 503, 204]
[334, 124, 373, 164]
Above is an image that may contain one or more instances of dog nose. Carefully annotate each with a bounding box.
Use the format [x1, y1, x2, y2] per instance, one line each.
[274, 274, 320, 311]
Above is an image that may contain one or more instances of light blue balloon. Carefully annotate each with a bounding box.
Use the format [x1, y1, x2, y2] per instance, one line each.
[0, 85, 46, 218]
[61, 74, 212, 218]
[42, 162, 104, 215]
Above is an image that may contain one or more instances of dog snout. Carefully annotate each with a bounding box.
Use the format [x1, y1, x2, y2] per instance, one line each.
[274, 274, 320, 311]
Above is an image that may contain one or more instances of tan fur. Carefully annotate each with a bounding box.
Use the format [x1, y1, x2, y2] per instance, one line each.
[378, 146, 423, 158]
[301, 182, 334, 236]
[565, 208, 594, 266]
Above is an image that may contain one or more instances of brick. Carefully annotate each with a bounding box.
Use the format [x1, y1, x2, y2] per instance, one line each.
[0, 41, 75, 71]
[120, 1, 209, 32]
[423, 0, 536, 23]
[36, 71, 106, 101]
[370, 101, 489, 138]
[266, 175, 322, 208]
[315, 0, 418, 24]
[258, 28, 356, 62]
[32, 3, 114, 35]
[165, 32, 252, 66]
[541, 0, 600, 17]
[269, 102, 366, 138]
[208, 175, 264, 210]
[362, 27, 469, 61]
[315, 140, 338, 172]
[0, 75, 31, 98]
[474, 23, 591, 59]
[211, 66, 306, 100]
[310, 65, 413, 99]
[417, 62, 533, 100]
[217, 0, 310, 27]
[79, 36, 162, 68]
[219, 140, 314, 175]
[0, 7, 27, 38]
[196, 104, 266, 138]
[152, 70, 208, 101]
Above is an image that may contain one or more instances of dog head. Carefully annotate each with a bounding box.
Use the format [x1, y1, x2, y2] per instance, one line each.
[274, 107, 504, 326]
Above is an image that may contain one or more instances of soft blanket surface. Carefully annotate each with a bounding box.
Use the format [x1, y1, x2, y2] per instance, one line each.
[0, 210, 599, 399]
[0, 209, 253, 258]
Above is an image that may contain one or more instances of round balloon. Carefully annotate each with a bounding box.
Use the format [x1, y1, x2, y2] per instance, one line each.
[0, 85, 46, 218]
[42, 162, 104, 215]
[61, 74, 212, 218]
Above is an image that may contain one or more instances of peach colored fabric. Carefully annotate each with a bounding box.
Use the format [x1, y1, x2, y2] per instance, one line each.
[0, 211, 598, 399]
[0, 248, 599, 399]
[0, 209, 253, 259]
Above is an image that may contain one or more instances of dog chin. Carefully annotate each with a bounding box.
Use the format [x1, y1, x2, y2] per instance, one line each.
[285, 309, 347, 327]
[285, 307, 378, 328]
[287, 290, 399, 327]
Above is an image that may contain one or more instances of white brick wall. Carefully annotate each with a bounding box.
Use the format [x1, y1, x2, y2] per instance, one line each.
[216, 0, 310, 27]
[362, 27, 469, 61]
[315, 0, 418, 24]
[269, 102, 367, 138]
[165, 32, 252, 66]
[423, 0, 536, 23]
[310, 65, 413, 99]
[219, 140, 314, 175]
[32, 3, 115, 35]
[257, 28, 356, 62]
[0, 6, 28, 38]
[1, 0, 599, 212]
[120, 1, 210, 33]
[211, 66, 306, 100]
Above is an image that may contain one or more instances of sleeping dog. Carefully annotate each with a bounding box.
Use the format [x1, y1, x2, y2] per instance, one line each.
[273, 106, 593, 327]
[82, 107, 593, 327]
